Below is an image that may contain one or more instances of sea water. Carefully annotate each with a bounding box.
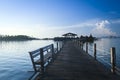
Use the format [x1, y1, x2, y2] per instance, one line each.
[0, 38, 120, 80]
[0, 40, 54, 80]
[84, 38, 120, 68]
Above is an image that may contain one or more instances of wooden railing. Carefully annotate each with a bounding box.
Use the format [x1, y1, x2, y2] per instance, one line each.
[29, 41, 64, 80]
[74, 40, 120, 75]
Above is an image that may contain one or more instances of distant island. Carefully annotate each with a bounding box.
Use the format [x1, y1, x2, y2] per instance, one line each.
[0, 35, 39, 41]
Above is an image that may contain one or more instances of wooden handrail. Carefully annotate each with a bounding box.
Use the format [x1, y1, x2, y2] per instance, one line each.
[29, 41, 64, 80]
[74, 40, 120, 75]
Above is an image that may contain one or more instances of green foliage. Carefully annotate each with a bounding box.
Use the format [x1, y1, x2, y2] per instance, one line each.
[80, 34, 95, 42]
[0, 35, 38, 41]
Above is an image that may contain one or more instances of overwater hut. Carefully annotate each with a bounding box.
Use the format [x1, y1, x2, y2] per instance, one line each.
[62, 32, 78, 38]
[54, 32, 78, 41]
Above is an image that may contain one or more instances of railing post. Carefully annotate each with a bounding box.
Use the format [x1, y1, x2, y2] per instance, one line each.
[79, 41, 81, 47]
[81, 42, 82, 49]
[110, 47, 116, 74]
[78, 41, 80, 47]
[60, 41, 63, 50]
[62, 41, 64, 48]
[94, 43, 96, 60]
[40, 48, 44, 74]
[59, 42, 61, 51]
[78, 40, 79, 46]
[57, 42, 59, 52]
[61, 41, 63, 48]
[51, 44, 54, 60]
[80, 41, 81, 48]
[60, 42, 62, 50]
[86, 42, 88, 53]
[81, 42, 83, 50]
[29, 52, 37, 72]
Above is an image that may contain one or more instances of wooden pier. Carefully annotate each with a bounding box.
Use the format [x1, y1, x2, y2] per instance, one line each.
[29, 41, 120, 80]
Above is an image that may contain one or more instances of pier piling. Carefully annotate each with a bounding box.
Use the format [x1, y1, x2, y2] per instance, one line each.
[94, 43, 97, 60]
[110, 47, 116, 74]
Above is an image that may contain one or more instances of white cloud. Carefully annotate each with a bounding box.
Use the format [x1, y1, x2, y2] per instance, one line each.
[0, 19, 118, 38]
[53, 19, 117, 37]
[60, 19, 98, 29]
[92, 20, 116, 36]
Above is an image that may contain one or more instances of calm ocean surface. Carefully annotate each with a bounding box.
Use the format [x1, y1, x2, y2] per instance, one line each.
[85, 38, 120, 68]
[0, 38, 120, 80]
[0, 40, 54, 80]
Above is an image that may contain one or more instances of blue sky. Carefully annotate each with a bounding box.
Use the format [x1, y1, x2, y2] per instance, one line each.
[0, 0, 120, 38]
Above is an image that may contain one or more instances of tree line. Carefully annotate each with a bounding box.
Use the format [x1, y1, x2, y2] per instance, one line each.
[0, 35, 39, 41]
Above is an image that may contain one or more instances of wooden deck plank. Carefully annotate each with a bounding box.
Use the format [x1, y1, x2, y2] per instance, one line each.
[39, 41, 120, 80]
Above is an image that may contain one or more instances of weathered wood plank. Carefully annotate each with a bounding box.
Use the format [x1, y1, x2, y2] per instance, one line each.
[39, 41, 120, 80]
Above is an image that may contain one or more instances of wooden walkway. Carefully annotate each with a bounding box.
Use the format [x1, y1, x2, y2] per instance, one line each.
[40, 41, 120, 80]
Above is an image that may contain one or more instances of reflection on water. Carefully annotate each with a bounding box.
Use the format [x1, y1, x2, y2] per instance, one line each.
[0, 40, 54, 80]
[1, 38, 120, 79]
[91, 38, 120, 68]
